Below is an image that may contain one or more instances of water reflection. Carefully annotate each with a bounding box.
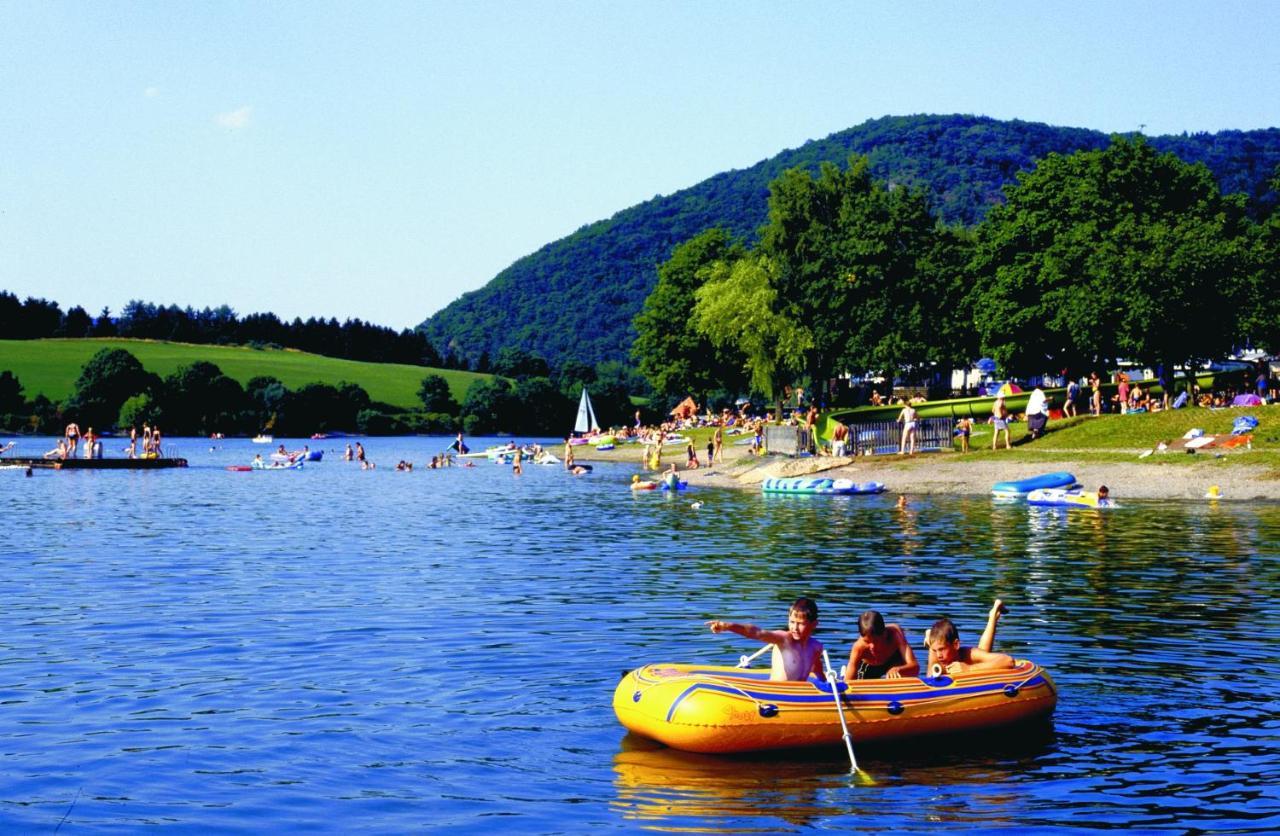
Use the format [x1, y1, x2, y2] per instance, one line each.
[611, 734, 834, 830]
[612, 724, 1062, 831]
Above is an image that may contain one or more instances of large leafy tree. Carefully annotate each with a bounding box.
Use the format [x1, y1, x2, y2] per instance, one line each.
[156, 362, 250, 435]
[1241, 169, 1280, 353]
[460, 378, 516, 435]
[758, 156, 949, 381]
[970, 136, 1258, 379]
[418, 374, 458, 414]
[0, 370, 25, 416]
[632, 228, 747, 401]
[63, 348, 159, 430]
[693, 253, 812, 406]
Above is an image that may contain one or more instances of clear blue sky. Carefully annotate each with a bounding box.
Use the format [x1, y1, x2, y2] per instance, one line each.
[2, 1, 1277, 331]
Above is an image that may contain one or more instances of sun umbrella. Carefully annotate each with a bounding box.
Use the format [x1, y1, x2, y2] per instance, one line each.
[996, 382, 1024, 396]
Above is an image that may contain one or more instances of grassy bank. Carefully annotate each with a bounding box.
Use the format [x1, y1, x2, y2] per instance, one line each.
[0, 338, 492, 410]
[957, 405, 1280, 468]
[572, 406, 1280, 475]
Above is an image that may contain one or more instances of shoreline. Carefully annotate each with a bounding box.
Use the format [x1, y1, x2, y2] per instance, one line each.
[572, 445, 1280, 502]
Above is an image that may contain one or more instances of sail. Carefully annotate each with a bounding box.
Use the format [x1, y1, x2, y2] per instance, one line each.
[574, 387, 601, 434]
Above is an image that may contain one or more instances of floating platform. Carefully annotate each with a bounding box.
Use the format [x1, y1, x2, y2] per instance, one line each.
[2, 457, 188, 470]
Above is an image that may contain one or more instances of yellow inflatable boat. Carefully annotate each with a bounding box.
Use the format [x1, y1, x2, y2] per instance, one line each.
[614, 660, 1057, 754]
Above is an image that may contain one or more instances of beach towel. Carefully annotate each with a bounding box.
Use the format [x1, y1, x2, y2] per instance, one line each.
[1231, 394, 1263, 407]
[1232, 415, 1259, 435]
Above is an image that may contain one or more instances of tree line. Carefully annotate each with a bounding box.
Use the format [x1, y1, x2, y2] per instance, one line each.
[632, 137, 1280, 407]
[0, 294, 459, 369]
[0, 345, 644, 438]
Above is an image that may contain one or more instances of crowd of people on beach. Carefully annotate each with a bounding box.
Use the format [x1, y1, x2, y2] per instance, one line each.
[707, 596, 1015, 683]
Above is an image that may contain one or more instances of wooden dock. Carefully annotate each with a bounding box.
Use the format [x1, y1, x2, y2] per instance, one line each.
[2, 457, 188, 470]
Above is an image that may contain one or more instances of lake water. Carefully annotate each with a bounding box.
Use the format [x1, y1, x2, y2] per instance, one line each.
[2, 436, 1277, 832]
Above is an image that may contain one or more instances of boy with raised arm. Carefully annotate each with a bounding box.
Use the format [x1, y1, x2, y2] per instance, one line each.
[926, 599, 1015, 675]
[707, 597, 823, 682]
[845, 610, 920, 681]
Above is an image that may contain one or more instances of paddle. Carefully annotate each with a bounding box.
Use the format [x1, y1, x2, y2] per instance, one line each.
[822, 648, 869, 780]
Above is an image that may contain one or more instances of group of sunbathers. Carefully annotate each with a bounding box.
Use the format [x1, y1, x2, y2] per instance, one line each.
[707, 596, 1014, 683]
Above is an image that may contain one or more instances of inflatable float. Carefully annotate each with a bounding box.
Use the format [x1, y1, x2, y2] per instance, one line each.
[992, 471, 1078, 498]
[761, 477, 886, 495]
[631, 477, 659, 491]
[614, 660, 1056, 754]
[1027, 488, 1113, 508]
[251, 459, 304, 471]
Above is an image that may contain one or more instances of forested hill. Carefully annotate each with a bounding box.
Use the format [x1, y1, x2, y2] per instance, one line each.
[421, 114, 1280, 369]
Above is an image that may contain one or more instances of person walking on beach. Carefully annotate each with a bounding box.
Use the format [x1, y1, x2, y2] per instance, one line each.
[1065, 377, 1080, 417]
[1089, 373, 1102, 416]
[992, 396, 1011, 450]
[712, 423, 724, 463]
[956, 417, 972, 453]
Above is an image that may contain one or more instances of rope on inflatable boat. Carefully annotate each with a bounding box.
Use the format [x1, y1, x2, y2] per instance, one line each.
[631, 665, 778, 715]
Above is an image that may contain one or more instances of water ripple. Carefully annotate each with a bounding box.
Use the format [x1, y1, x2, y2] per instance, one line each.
[1, 437, 1277, 831]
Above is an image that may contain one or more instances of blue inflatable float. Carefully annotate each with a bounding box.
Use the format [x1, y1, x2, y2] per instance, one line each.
[992, 471, 1079, 498]
[762, 477, 886, 495]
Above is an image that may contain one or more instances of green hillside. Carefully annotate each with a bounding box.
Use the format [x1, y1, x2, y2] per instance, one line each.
[0, 338, 490, 409]
[421, 114, 1280, 370]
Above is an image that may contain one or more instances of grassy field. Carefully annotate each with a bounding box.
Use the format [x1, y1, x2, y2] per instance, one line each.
[0, 338, 493, 410]
[950, 404, 1280, 468]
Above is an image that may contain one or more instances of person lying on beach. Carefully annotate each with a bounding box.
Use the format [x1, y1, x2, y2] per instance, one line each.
[925, 599, 1015, 675]
[707, 597, 823, 682]
[844, 610, 919, 681]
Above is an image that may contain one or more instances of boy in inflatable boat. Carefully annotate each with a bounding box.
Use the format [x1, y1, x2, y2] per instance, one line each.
[844, 610, 920, 681]
[706, 597, 823, 682]
[926, 599, 1016, 676]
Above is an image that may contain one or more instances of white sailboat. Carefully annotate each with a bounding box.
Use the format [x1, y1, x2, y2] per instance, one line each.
[574, 387, 601, 435]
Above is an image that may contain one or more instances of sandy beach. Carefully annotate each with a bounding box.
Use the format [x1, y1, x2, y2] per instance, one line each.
[576, 445, 1280, 502]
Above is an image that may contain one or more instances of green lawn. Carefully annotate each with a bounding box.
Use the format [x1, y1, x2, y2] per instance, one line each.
[952, 404, 1280, 467]
[0, 338, 493, 410]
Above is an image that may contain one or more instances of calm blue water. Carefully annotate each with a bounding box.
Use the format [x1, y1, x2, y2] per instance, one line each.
[1, 436, 1277, 833]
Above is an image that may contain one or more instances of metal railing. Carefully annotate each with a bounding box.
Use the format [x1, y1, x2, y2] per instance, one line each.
[764, 425, 816, 456]
[850, 418, 952, 455]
